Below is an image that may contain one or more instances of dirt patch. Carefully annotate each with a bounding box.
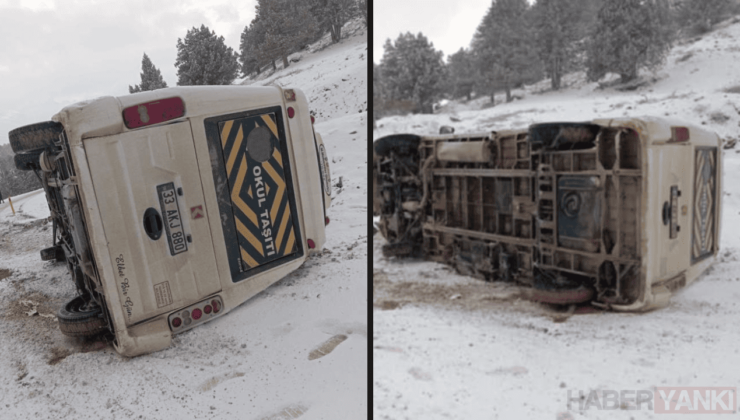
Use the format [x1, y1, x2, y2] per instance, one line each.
[14, 361, 28, 381]
[0, 268, 11, 280]
[373, 269, 526, 313]
[3, 291, 58, 324]
[258, 403, 309, 420]
[379, 300, 403, 310]
[710, 111, 730, 124]
[373, 268, 603, 321]
[0, 291, 109, 363]
[308, 334, 347, 360]
[48, 347, 71, 365]
[676, 52, 694, 63]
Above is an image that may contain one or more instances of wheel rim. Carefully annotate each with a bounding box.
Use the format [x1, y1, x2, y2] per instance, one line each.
[67, 296, 100, 315]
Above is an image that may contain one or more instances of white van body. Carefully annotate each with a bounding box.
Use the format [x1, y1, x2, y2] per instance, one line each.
[374, 116, 721, 311]
[21, 86, 331, 356]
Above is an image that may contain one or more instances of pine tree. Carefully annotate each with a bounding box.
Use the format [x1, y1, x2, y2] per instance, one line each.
[0, 145, 42, 197]
[373, 63, 384, 126]
[256, 0, 320, 69]
[175, 25, 239, 86]
[380, 32, 446, 114]
[359, 0, 367, 27]
[239, 20, 265, 77]
[676, 0, 732, 35]
[471, 0, 537, 103]
[447, 48, 476, 101]
[586, 0, 673, 83]
[531, 0, 578, 90]
[129, 53, 168, 93]
[309, 0, 358, 43]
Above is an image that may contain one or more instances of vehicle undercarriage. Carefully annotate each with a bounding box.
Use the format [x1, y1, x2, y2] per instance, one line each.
[374, 123, 644, 306]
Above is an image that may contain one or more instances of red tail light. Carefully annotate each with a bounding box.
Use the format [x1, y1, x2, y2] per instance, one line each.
[311, 115, 315, 124]
[192, 308, 203, 320]
[287, 107, 295, 118]
[204, 304, 212, 314]
[123, 97, 185, 129]
[671, 126, 690, 142]
[307, 239, 315, 249]
[212, 299, 221, 313]
[171, 317, 182, 328]
[325, 217, 330, 225]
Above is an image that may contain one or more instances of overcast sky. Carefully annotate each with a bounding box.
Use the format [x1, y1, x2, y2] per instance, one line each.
[0, 0, 258, 145]
[373, 0, 493, 64]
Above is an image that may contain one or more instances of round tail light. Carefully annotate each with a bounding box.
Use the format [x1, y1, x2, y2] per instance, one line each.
[192, 308, 202, 320]
[325, 217, 330, 225]
[287, 107, 295, 118]
[171, 317, 182, 328]
[204, 304, 212, 314]
[212, 300, 221, 313]
[307, 239, 315, 249]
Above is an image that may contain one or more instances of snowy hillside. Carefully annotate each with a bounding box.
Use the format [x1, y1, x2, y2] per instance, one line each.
[374, 17, 740, 420]
[242, 20, 367, 122]
[0, 24, 367, 420]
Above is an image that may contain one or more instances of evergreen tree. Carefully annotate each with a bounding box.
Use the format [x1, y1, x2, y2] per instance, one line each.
[446, 48, 476, 100]
[0, 144, 41, 197]
[129, 53, 168, 93]
[586, 0, 673, 83]
[309, 0, 358, 43]
[359, 0, 367, 27]
[471, 0, 537, 103]
[256, 0, 320, 69]
[373, 63, 384, 126]
[676, 0, 732, 35]
[175, 25, 239, 86]
[531, 0, 582, 90]
[239, 20, 265, 77]
[380, 33, 446, 114]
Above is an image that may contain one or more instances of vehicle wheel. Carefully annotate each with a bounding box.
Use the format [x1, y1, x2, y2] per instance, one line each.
[40, 245, 65, 262]
[57, 295, 107, 338]
[9, 121, 63, 154]
[13, 151, 42, 171]
[374, 134, 421, 158]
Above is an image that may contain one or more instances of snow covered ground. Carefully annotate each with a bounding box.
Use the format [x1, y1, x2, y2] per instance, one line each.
[0, 24, 367, 420]
[374, 17, 740, 420]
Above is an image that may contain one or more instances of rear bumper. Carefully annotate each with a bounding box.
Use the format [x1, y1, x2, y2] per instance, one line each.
[111, 253, 309, 357]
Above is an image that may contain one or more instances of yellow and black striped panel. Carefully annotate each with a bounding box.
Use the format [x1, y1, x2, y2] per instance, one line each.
[691, 147, 716, 263]
[218, 113, 297, 270]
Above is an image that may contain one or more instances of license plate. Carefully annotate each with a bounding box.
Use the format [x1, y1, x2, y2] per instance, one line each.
[157, 182, 188, 255]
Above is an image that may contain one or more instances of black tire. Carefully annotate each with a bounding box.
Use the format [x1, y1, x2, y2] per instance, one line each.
[9, 121, 63, 154]
[13, 151, 42, 171]
[57, 296, 107, 338]
[374, 134, 421, 157]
